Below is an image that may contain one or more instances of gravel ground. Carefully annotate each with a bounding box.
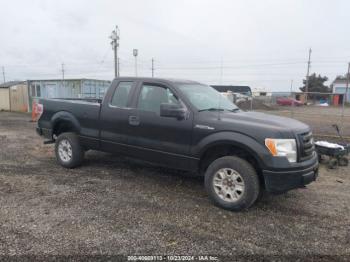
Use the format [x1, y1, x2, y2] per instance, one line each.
[0, 112, 349, 260]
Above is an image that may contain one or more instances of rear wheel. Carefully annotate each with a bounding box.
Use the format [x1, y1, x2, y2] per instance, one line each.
[55, 132, 84, 168]
[204, 156, 260, 211]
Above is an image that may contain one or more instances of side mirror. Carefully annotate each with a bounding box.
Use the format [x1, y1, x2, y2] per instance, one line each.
[160, 103, 186, 120]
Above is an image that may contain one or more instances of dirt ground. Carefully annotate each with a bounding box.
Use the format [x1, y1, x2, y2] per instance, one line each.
[0, 112, 350, 260]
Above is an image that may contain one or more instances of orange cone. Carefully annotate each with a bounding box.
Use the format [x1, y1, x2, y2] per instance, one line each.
[31, 101, 38, 122]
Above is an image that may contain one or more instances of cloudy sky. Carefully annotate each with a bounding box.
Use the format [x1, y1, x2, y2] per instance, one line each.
[1, 0, 350, 91]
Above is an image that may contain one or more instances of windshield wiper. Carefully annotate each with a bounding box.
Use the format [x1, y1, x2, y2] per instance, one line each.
[198, 108, 240, 112]
[198, 108, 225, 112]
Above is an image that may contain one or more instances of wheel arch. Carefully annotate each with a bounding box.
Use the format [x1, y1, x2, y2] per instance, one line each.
[195, 132, 268, 185]
[51, 111, 81, 138]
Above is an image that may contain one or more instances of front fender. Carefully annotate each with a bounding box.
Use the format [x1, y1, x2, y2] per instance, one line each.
[192, 131, 271, 169]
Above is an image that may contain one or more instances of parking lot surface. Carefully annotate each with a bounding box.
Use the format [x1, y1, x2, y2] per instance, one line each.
[0, 112, 349, 258]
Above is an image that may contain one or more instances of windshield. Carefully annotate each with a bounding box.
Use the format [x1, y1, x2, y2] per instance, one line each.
[177, 84, 239, 111]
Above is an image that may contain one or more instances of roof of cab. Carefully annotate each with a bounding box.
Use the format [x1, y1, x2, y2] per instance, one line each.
[113, 77, 201, 85]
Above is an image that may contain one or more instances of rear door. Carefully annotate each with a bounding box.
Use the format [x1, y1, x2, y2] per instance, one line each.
[99, 80, 138, 153]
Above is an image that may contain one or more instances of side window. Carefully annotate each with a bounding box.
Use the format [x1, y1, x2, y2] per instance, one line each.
[137, 84, 179, 114]
[36, 84, 41, 97]
[110, 81, 133, 107]
[31, 84, 36, 97]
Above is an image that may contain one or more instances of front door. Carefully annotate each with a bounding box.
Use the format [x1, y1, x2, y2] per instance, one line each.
[126, 81, 196, 170]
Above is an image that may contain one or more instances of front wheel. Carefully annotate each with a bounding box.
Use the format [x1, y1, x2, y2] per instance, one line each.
[55, 132, 84, 168]
[204, 156, 260, 211]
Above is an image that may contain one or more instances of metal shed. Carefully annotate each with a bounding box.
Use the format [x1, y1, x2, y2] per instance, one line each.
[10, 83, 29, 112]
[0, 86, 10, 111]
[27, 78, 111, 112]
[0, 81, 26, 111]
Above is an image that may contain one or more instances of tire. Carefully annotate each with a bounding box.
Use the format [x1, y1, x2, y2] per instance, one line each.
[204, 156, 260, 211]
[55, 132, 84, 168]
[328, 158, 338, 169]
[338, 157, 349, 167]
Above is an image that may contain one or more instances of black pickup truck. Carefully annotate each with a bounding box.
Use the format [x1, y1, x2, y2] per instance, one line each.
[36, 77, 318, 211]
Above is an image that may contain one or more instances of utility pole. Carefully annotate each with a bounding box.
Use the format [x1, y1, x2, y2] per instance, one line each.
[341, 62, 350, 129]
[110, 25, 120, 77]
[133, 49, 138, 77]
[151, 58, 154, 77]
[220, 57, 223, 84]
[305, 48, 312, 103]
[290, 79, 294, 93]
[342, 62, 350, 108]
[61, 63, 65, 88]
[2, 66, 5, 83]
[117, 58, 120, 76]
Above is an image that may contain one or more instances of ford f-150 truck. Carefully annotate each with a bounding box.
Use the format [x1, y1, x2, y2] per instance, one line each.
[36, 77, 318, 211]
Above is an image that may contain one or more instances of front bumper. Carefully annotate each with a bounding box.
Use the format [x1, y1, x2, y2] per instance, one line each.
[263, 158, 319, 193]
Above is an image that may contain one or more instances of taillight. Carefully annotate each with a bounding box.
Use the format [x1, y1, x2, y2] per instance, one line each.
[37, 103, 44, 120]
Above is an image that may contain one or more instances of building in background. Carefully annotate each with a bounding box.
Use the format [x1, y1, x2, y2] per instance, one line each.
[28, 78, 111, 111]
[1, 79, 111, 112]
[0, 81, 27, 112]
[0, 82, 12, 111]
[211, 85, 252, 96]
[331, 76, 350, 105]
[251, 87, 272, 97]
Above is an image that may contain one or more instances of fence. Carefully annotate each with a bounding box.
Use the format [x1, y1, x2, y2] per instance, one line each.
[234, 91, 350, 142]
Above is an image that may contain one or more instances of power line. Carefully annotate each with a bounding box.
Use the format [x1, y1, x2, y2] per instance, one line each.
[6, 58, 350, 69]
[155, 61, 305, 70]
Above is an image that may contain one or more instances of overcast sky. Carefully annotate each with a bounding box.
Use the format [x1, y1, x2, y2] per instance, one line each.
[1, 0, 350, 91]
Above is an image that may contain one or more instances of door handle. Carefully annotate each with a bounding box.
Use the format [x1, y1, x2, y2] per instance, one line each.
[128, 115, 140, 126]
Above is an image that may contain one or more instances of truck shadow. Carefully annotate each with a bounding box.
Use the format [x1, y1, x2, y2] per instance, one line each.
[83, 150, 203, 179]
[80, 150, 299, 211]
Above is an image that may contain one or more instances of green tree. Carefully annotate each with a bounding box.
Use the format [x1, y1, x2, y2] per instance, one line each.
[334, 72, 350, 81]
[300, 73, 330, 99]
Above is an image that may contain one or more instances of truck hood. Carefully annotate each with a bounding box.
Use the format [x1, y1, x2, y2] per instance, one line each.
[224, 111, 309, 132]
[200, 110, 311, 141]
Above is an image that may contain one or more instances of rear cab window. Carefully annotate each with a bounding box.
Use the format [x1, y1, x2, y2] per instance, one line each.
[110, 81, 134, 108]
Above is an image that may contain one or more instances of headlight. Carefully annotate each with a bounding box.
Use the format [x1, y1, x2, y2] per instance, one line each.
[265, 138, 297, 163]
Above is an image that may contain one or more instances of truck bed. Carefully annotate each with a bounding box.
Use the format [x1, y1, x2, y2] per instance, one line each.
[38, 98, 102, 143]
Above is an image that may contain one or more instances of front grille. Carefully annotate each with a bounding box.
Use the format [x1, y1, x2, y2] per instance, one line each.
[298, 131, 315, 162]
